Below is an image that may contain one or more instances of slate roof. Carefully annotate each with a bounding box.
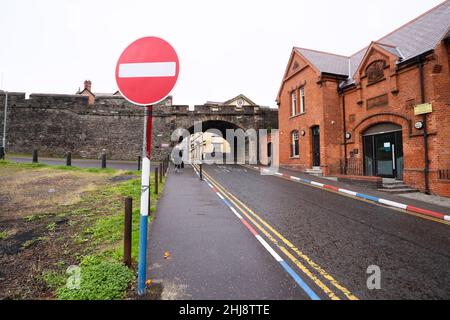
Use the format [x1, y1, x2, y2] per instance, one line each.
[294, 0, 450, 80]
[295, 48, 350, 76]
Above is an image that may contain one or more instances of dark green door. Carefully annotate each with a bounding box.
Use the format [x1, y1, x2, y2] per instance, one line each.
[312, 126, 320, 167]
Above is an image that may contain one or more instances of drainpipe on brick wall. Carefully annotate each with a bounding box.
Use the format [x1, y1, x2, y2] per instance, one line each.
[418, 56, 430, 194]
[339, 86, 348, 175]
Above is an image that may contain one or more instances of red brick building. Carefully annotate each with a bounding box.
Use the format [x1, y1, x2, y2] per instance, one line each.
[277, 1, 450, 196]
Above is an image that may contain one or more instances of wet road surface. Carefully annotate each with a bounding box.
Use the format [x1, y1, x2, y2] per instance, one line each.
[200, 164, 450, 300]
[147, 165, 309, 300]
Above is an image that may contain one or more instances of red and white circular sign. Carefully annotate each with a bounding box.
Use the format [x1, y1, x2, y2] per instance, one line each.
[115, 36, 179, 106]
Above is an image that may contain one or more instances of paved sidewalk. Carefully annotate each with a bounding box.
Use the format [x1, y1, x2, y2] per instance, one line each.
[251, 165, 450, 215]
[146, 165, 307, 300]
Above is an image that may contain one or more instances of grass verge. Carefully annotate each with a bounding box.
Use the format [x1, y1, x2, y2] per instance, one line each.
[0, 160, 165, 300]
[52, 175, 164, 299]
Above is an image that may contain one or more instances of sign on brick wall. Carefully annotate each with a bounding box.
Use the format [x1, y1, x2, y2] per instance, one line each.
[414, 103, 433, 115]
[367, 94, 388, 109]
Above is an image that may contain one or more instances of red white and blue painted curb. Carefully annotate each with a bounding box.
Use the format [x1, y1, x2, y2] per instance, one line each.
[256, 167, 450, 223]
[191, 164, 321, 300]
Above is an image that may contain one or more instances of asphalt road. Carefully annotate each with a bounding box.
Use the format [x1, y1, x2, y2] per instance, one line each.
[200, 164, 450, 300]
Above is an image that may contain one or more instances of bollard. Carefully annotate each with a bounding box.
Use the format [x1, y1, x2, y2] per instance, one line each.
[154, 167, 159, 195]
[124, 197, 132, 268]
[159, 163, 163, 183]
[200, 163, 203, 181]
[66, 152, 72, 166]
[137, 155, 141, 171]
[32, 149, 38, 163]
[101, 153, 106, 169]
[167, 155, 170, 171]
[0, 146, 4, 160]
[148, 184, 151, 214]
[181, 161, 184, 169]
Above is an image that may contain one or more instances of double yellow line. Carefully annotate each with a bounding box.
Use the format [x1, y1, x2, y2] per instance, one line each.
[197, 165, 359, 300]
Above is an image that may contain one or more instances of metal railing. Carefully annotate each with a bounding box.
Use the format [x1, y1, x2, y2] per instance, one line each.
[340, 158, 364, 176]
[438, 169, 450, 180]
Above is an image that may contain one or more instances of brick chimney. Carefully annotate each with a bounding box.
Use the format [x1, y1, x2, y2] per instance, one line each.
[84, 80, 92, 92]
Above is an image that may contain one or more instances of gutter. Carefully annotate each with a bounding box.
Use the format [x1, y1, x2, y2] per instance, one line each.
[338, 85, 348, 175]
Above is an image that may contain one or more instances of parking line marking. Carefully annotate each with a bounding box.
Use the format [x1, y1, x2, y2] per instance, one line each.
[195, 165, 322, 300]
[197, 165, 355, 300]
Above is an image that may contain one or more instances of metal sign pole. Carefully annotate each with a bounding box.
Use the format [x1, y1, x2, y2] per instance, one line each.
[138, 105, 152, 295]
[115, 36, 179, 296]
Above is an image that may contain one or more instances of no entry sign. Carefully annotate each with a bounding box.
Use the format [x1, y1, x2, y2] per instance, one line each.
[115, 36, 180, 106]
[115, 36, 180, 296]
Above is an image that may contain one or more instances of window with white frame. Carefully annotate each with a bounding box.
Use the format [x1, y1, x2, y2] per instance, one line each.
[299, 87, 305, 114]
[291, 130, 299, 157]
[291, 91, 297, 117]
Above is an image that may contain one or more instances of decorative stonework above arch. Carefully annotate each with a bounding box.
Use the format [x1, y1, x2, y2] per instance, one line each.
[366, 60, 386, 84]
[352, 113, 412, 137]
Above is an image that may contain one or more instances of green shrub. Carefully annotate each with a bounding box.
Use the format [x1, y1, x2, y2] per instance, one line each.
[56, 256, 133, 300]
[42, 271, 67, 289]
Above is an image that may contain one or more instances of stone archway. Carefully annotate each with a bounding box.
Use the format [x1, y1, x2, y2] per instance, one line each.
[184, 120, 254, 164]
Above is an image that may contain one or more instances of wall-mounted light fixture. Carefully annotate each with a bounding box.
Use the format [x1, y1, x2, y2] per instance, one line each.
[415, 121, 424, 130]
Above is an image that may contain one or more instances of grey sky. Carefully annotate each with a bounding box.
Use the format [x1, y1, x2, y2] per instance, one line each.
[0, 0, 443, 107]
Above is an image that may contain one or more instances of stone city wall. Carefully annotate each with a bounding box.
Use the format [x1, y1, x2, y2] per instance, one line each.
[0, 92, 277, 161]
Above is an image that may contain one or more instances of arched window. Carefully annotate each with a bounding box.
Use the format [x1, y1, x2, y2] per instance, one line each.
[291, 130, 299, 157]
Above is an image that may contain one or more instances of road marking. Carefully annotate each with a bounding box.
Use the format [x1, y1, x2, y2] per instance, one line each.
[202, 166, 359, 300]
[205, 172, 335, 300]
[379, 199, 408, 210]
[338, 188, 358, 197]
[278, 246, 339, 300]
[230, 207, 243, 220]
[241, 218, 259, 237]
[196, 165, 321, 300]
[275, 172, 284, 176]
[197, 165, 357, 300]
[311, 181, 325, 188]
[255, 235, 283, 262]
[118, 62, 176, 78]
[406, 205, 445, 220]
[278, 261, 320, 300]
[356, 193, 380, 203]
